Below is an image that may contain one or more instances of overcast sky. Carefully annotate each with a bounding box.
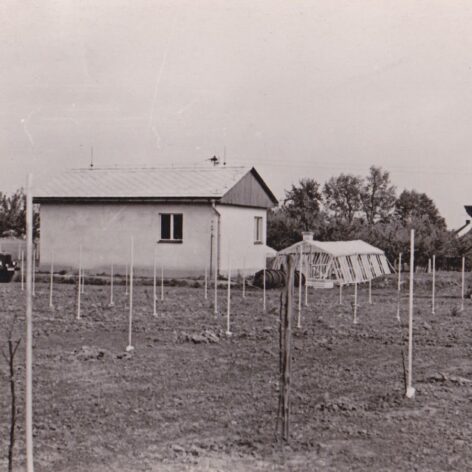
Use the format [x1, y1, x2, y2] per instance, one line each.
[2, 1, 472, 228]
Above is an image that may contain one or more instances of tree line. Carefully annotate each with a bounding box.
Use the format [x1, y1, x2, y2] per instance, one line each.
[268, 166, 469, 268]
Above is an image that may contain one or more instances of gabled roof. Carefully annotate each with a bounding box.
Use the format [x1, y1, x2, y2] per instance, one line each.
[278, 239, 385, 257]
[33, 166, 278, 208]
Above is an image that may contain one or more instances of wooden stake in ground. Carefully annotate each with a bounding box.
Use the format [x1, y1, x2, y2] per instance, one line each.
[3, 326, 21, 472]
[204, 266, 208, 300]
[77, 246, 82, 320]
[339, 283, 343, 305]
[396, 253, 402, 321]
[109, 264, 115, 307]
[214, 261, 218, 316]
[25, 173, 34, 472]
[406, 229, 416, 399]
[277, 254, 294, 441]
[160, 265, 164, 301]
[263, 266, 266, 313]
[428, 258, 431, 274]
[368, 279, 372, 305]
[126, 237, 135, 352]
[49, 251, 54, 309]
[20, 251, 24, 291]
[226, 259, 232, 336]
[353, 282, 358, 324]
[242, 258, 246, 299]
[432, 254, 436, 315]
[32, 247, 35, 297]
[152, 250, 157, 317]
[304, 255, 308, 307]
[461, 256, 465, 312]
[297, 246, 302, 329]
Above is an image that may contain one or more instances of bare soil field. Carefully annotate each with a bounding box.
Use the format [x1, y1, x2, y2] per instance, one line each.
[1, 273, 472, 471]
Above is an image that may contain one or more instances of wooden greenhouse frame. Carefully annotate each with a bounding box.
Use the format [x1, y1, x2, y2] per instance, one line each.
[273, 238, 392, 288]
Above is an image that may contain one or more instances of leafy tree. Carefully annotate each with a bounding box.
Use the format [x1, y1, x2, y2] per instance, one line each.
[266, 208, 300, 251]
[361, 166, 396, 224]
[394, 189, 446, 230]
[323, 173, 363, 223]
[0, 189, 40, 239]
[283, 178, 323, 231]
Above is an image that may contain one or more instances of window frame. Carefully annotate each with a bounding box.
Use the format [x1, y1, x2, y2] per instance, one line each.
[254, 216, 263, 244]
[159, 212, 183, 243]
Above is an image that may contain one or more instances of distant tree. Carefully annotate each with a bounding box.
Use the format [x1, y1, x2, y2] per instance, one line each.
[0, 189, 40, 239]
[323, 173, 363, 223]
[394, 189, 446, 230]
[360, 166, 396, 224]
[266, 208, 300, 251]
[283, 178, 323, 231]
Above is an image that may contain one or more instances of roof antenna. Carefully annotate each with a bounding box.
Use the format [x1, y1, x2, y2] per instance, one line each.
[209, 155, 219, 166]
[89, 146, 94, 169]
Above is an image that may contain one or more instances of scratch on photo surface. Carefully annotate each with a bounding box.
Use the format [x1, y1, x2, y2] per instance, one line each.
[20, 108, 41, 147]
[148, 10, 179, 149]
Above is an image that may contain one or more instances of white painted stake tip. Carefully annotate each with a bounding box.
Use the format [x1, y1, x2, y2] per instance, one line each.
[126, 345, 135, 352]
[405, 386, 416, 398]
[225, 331, 232, 337]
[108, 302, 115, 308]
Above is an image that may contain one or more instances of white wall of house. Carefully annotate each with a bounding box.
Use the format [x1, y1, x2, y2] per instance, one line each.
[39, 202, 271, 276]
[39, 203, 214, 276]
[217, 204, 271, 276]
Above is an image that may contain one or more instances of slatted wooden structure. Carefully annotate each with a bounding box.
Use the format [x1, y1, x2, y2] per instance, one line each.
[273, 235, 391, 287]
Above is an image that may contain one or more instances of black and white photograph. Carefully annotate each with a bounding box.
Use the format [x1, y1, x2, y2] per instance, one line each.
[1, 1, 472, 471]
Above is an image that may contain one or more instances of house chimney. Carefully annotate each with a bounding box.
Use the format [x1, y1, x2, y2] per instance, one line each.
[302, 231, 314, 241]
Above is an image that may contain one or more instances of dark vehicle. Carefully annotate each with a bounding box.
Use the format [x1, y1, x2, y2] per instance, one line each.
[0, 253, 17, 282]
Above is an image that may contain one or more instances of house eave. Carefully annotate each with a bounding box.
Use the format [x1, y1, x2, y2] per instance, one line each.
[33, 196, 220, 205]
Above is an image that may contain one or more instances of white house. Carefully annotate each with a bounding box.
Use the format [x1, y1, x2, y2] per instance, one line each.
[33, 165, 278, 277]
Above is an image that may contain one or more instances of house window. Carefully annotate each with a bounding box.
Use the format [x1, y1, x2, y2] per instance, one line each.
[254, 216, 263, 244]
[160, 213, 183, 242]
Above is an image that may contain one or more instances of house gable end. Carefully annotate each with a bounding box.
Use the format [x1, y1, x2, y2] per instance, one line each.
[220, 169, 278, 209]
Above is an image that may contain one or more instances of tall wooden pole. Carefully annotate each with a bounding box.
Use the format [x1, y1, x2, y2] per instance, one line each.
[25, 173, 34, 472]
[461, 256, 465, 312]
[406, 229, 416, 398]
[297, 246, 302, 329]
[396, 253, 402, 321]
[126, 237, 134, 352]
[279, 255, 294, 441]
[432, 254, 436, 315]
